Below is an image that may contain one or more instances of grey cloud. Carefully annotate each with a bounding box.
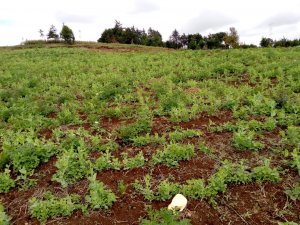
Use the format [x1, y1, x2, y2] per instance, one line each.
[132, 0, 159, 14]
[182, 11, 236, 34]
[55, 11, 95, 24]
[258, 12, 300, 28]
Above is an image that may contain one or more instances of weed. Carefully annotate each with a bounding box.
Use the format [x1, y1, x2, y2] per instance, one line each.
[29, 191, 86, 223]
[85, 173, 117, 210]
[0, 168, 15, 193]
[140, 207, 191, 225]
[0, 203, 10, 225]
[151, 143, 195, 167]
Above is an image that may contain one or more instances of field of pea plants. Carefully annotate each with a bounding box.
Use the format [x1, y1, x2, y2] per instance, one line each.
[0, 43, 300, 225]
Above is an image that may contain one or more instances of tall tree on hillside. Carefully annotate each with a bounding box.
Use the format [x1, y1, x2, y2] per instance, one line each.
[147, 28, 163, 47]
[47, 25, 59, 40]
[224, 27, 239, 48]
[60, 24, 75, 44]
[166, 29, 182, 49]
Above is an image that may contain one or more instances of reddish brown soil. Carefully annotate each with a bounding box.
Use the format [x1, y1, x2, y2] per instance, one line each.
[1, 110, 299, 225]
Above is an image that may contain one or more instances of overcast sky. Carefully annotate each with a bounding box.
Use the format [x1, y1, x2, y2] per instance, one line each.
[1, 0, 300, 46]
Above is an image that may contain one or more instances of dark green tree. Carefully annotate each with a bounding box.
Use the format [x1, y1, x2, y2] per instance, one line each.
[166, 29, 182, 49]
[47, 25, 59, 40]
[260, 37, 274, 47]
[60, 24, 75, 44]
[147, 28, 163, 47]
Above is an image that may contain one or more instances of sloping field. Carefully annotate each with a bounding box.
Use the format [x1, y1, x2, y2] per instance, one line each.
[0, 45, 299, 225]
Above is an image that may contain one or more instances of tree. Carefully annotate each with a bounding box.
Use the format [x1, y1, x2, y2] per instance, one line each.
[39, 29, 44, 39]
[260, 37, 274, 47]
[47, 25, 59, 40]
[224, 27, 239, 48]
[147, 28, 163, 47]
[60, 24, 75, 44]
[166, 29, 182, 49]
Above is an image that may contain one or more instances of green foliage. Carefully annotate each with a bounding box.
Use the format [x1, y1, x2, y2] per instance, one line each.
[168, 129, 202, 142]
[278, 222, 299, 225]
[133, 175, 155, 201]
[251, 159, 281, 182]
[52, 148, 92, 187]
[151, 144, 195, 167]
[140, 208, 191, 225]
[85, 174, 117, 210]
[131, 133, 166, 146]
[281, 126, 300, 149]
[232, 130, 264, 151]
[1, 130, 56, 173]
[98, 141, 119, 152]
[118, 110, 152, 143]
[135, 160, 280, 202]
[94, 152, 121, 171]
[285, 183, 300, 201]
[122, 152, 145, 170]
[29, 191, 85, 223]
[291, 149, 300, 175]
[182, 179, 206, 199]
[60, 24, 75, 44]
[155, 180, 180, 201]
[0, 203, 10, 225]
[0, 168, 15, 193]
[117, 180, 127, 195]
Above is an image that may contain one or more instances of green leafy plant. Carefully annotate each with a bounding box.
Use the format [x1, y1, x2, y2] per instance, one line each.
[117, 180, 127, 195]
[278, 222, 299, 225]
[131, 133, 166, 146]
[251, 159, 281, 182]
[52, 148, 92, 187]
[291, 149, 300, 175]
[85, 173, 117, 209]
[155, 180, 179, 201]
[133, 175, 155, 201]
[0, 203, 10, 225]
[94, 151, 121, 171]
[182, 179, 206, 199]
[0, 168, 15, 193]
[29, 191, 85, 223]
[232, 130, 264, 151]
[122, 152, 145, 170]
[285, 183, 300, 201]
[140, 207, 191, 225]
[151, 143, 195, 167]
[168, 129, 202, 142]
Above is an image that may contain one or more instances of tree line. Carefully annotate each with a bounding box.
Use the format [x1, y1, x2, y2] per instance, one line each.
[39, 22, 300, 49]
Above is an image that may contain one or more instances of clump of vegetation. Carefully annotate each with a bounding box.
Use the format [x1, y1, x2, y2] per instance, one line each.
[29, 191, 86, 223]
[122, 152, 145, 170]
[52, 148, 92, 187]
[85, 174, 117, 210]
[168, 129, 202, 142]
[0, 168, 15, 193]
[151, 143, 195, 167]
[251, 159, 281, 182]
[134, 160, 280, 202]
[0, 203, 10, 225]
[285, 183, 300, 201]
[131, 133, 166, 146]
[94, 152, 121, 171]
[140, 207, 191, 225]
[232, 130, 264, 151]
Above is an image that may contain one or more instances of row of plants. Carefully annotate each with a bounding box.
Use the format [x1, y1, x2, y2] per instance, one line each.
[133, 160, 281, 204]
[29, 173, 116, 223]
